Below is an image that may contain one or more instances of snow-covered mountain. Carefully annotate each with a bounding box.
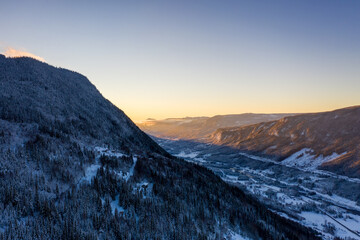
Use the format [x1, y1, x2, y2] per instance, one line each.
[0, 55, 319, 239]
[0, 54, 165, 155]
[137, 113, 294, 140]
[210, 106, 360, 178]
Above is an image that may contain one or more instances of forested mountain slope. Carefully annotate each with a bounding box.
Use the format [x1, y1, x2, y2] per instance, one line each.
[210, 106, 360, 178]
[0, 54, 164, 155]
[0, 55, 319, 239]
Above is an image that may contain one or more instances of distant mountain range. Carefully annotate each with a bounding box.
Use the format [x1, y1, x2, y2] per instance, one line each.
[139, 106, 360, 178]
[210, 106, 360, 178]
[0, 55, 317, 239]
[137, 113, 294, 140]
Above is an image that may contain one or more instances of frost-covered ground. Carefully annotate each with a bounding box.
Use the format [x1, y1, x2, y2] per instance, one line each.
[156, 138, 360, 240]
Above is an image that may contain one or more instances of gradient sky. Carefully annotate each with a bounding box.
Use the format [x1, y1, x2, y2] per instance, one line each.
[1, 0, 359, 122]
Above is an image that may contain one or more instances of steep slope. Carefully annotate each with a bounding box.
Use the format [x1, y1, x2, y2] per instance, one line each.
[210, 106, 360, 178]
[0, 54, 164, 155]
[137, 113, 294, 140]
[0, 55, 319, 239]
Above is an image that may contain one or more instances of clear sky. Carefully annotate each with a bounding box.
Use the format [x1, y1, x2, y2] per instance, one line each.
[1, 0, 359, 122]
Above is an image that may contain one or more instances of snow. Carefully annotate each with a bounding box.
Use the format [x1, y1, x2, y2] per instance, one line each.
[315, 193, 360, 212]
[110, 195, 124, 215]
[94, 153, 138, 215]
[174, 150, 211, 164]
[193, 157, 206, 163]
[227, 230, 251, 240]
[282, 148, 347, 170]
[123, 156, 137, 182]
[237, 150, 360, 184]
[94, 147, 126, 158]
[267, 145, 277, 150]
[175, 151, 199, 159]
[336, 213, 360, 234]
[300, 211, 360, 239]
[81, 163, 101, 183]
[80, 147, 133, 184]
[276, 193, 305, 205]
[100, 195, 125, 215]
[213, 157, 360, 239]
[158, 138, 360, 239]
[226, 175, 240, 181]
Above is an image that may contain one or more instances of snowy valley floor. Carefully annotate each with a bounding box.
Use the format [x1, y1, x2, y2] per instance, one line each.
[155, 138, 360, 240]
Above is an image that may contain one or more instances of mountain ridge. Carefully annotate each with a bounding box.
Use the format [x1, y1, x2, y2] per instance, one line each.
[0, 54, 166, 155]
[137, 113, 295, 140]
[209, 105, 360, 178]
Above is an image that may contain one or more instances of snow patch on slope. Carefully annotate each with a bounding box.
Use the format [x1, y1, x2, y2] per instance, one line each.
[282, 148, 347, 170]
[81, 163, 101, 183]
[227, 230, 251, 240]
[80, 147, 131, 184]
[110, 195, 125, 215]
[94, 146, 126, 158]
[123, 156, 137, 182]
[175, 151, 199, 159]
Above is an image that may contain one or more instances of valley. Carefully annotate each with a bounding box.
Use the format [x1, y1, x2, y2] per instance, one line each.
[155, 137, 360, 239]
[3, 1, 360, 239]
[0, 55, 321, 240]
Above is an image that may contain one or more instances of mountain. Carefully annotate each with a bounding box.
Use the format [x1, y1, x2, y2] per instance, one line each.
[210, 106, 360, 178]
[0, 54, 164, 156]
[137, 113, 294, 140]
[0, 55, 319, 239]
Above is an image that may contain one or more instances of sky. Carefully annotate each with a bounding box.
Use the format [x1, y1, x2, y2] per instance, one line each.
[1, 0, 359, 122]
